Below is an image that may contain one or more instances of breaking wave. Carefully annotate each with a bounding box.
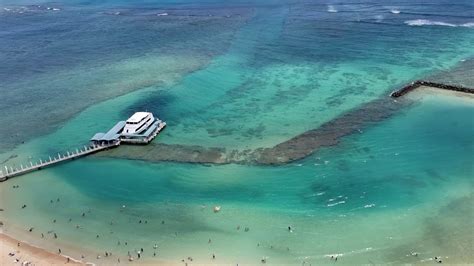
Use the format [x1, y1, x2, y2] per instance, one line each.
[327, 5, 338, 13]
[405, 19, 474, 28]
[327, 200, 346, 207]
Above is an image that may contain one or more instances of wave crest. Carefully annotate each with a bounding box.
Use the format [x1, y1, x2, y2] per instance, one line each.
[327, 5, 338, 13]
[405, 19, 474, 28]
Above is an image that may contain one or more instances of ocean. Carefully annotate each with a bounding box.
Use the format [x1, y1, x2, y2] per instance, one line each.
[0, 0, 473, 264]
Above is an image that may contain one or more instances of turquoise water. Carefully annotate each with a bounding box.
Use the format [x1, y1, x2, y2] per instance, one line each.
[1, 91, 472, 264]
[0, 0, 473, 264]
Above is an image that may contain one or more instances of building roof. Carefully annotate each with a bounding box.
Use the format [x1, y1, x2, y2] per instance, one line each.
[90, 121, 126, 142]
[90, 133, 105, 141]
[126, 112, 151, 123]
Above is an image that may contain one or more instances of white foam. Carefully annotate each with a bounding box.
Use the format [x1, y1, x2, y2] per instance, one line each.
[461, 22, 474, 28]
[405, 19, 474, 28]
[390, 9, 400, 14]
[157, 12, 168, 16]
[327, 5, 338, 13]
[364, 203, 375, 208]
[327, 200, 345, 207]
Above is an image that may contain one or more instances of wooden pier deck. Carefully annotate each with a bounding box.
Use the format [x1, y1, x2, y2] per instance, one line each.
[0, 142, 119, 181]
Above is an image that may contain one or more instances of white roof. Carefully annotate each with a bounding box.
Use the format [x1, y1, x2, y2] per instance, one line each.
[126, 112, 151, 123]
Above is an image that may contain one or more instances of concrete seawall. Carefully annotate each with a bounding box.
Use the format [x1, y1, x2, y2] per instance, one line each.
[390, 80, 474, 98]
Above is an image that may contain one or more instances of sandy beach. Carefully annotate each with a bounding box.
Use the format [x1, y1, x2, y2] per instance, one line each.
[0, 233, 85, 266]
[408, 85, 474, 101]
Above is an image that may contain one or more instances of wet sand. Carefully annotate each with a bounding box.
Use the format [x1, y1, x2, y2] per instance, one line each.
[0, 233, 85, 266]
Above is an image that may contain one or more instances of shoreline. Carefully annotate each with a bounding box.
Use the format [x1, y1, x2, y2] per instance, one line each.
[0, 232, 88, 266]
[407, 85, 474, 102]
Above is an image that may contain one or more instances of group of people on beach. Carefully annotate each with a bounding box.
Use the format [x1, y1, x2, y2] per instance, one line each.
[13, 191, 448, 265]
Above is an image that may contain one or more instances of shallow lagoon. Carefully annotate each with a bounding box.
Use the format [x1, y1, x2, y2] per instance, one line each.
[0, 0, 473, 264]
[1, 89, 473, 264]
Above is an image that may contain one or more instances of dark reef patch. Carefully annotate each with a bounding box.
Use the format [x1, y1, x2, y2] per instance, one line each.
[251, 97, 404, 164]
[121, 89, 177, 122]
[99, 95, 408, 165]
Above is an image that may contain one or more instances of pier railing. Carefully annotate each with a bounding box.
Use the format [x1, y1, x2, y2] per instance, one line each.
[0, 142, 119, 181]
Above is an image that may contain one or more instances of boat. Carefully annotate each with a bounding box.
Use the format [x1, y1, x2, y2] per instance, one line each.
[123, 112, 155, 134]
[90, 111, 166, 145]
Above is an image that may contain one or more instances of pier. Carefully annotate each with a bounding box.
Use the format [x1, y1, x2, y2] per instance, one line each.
[0, 142, 119, 181]
[390, 80, 474, 98]
[0, 113, 166, 182]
